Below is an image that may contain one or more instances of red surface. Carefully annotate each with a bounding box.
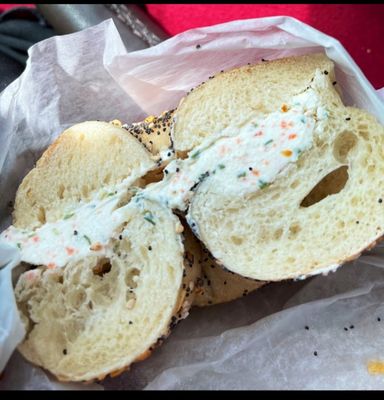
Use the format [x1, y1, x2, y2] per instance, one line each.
[146, 4, 384, 89]
[0, 4, 34, 11]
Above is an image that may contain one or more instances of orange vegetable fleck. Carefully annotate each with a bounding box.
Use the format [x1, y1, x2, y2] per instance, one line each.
[288, 134, 297, 140]
[252, 170, 260, 177]
[65, 247, 75, 255]
[254, 131, 263, 137]
[281, 149, 293, 157]
[280, 120, 288, 129]
[32, 236, 40, 243]
[90, 242, 103, 251]
[219, 146, 228, 156]
[281, 104, 288, 112]
[47, 263, 56, 270]
[367, 360, 384, 375]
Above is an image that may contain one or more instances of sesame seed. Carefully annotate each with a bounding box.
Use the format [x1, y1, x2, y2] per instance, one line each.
[129, 321, 133, 325]
[148, 246, 152, 251]
[208, 301, 213, 305]
[196, 44, 201, 49]
[176, 168, 180, 173]
[345, 117, 351, 121]
[379, 199, 383, 204]
[324, 70, 329, 75]
[119, 235, 123, 240]
[314, 351, 318, 356]
[63, 349, 67, 355]
[73, 230, 78, 235]
[224, 281, 227, 285]
[167, 152, 171, 157]
[378, 317, 381, 322]
[164, 169, 169, 174]
[344, 327, 348, 331]
[332, 81, 337, 85]
[356, 221, 359, 224]
[305, 326, 309, 330]
[249, 167, 253, 171]
[350, 325, 354, 329]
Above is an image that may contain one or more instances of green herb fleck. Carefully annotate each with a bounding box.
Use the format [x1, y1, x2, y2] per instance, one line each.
[27, 232, 36, 238]
[52, 228, 60, 235]
[17, 243, 21, 249]
[264, 139, 273, 146]
[83, 235, 92, 245]
[107, 192, 115, 197]
[191, 150, 201, 159]
[144, 212, 156, 225]
[300, 116, 306, 123]
[64, 212, 75, 220]
[218, 164, 225, 170]
[259, 180, 270, 189]
[237, 172, 247, 178]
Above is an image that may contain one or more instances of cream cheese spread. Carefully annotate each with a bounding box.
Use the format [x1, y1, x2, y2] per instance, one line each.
[0, 168, 148, 268]
[0, 70, 329, 269]
[142, 71, 328, 211]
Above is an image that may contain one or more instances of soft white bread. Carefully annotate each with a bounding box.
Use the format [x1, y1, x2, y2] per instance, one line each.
[13, 121, 156, 229]
[15, 198, 186, 382]
[11, 121, 198, 381]
[172, 53, 336, 152]
[185, 56, 384, 281]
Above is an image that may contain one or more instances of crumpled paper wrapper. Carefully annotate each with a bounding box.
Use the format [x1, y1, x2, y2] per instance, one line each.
[1, 16, 384, 390]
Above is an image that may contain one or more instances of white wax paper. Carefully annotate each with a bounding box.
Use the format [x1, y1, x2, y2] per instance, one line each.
[1, 16, 384, 390]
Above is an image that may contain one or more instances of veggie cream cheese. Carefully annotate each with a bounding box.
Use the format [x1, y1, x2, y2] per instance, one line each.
[0, 70, 329, 268]
[0, 171, 147, 268]
[143, 71, 328, 211]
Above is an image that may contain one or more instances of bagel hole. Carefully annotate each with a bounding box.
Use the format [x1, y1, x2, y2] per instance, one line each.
[300, 166, 349, 208]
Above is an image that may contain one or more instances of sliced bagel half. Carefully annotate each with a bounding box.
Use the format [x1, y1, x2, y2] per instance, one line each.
[4, 121, 197, 381]
[179, 55, 384, 281]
